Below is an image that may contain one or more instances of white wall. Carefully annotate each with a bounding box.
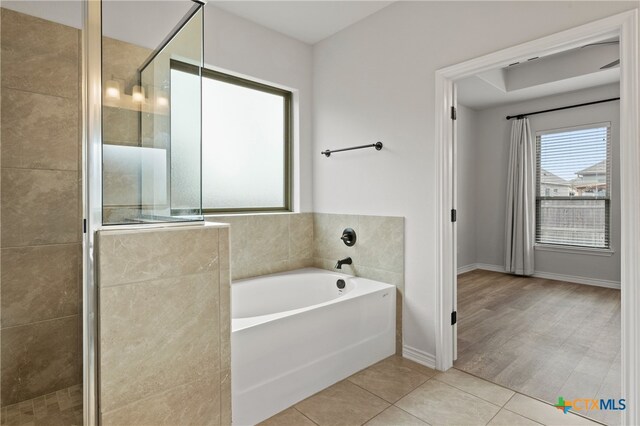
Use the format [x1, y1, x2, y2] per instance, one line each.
[312, 1, 638, 360]
[470, 83, 621, 283]
[204, 6, 314, 211]
[456, 104, 478, 270]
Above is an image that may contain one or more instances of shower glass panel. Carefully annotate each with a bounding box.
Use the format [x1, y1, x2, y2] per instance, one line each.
[102, 1, 203, 224]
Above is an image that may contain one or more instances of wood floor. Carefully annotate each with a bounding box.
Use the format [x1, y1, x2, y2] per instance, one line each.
[454, 269, 621, 425]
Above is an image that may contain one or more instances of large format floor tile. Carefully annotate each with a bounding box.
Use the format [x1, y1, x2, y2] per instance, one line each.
[396, 379, 501, 425]
[255, 354, 614, 426]
[348, 356, 431, 403]
[487, 408, 542, 425]
[433, 368, 515, 406]
[504, 394, 600, 426]
[260, 408, 316, 426]
[364, 406, 427, 426]
[295, 380, 389, 426]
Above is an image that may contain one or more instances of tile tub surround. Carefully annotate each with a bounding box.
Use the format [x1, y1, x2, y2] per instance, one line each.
[261, 356, 601, 426]
[0, 7, 82, 406]
[313, 213, 404, 353]
[96, 223, 230, 426]
[207, 213, 314, 280]
[206, 212, 405, 352]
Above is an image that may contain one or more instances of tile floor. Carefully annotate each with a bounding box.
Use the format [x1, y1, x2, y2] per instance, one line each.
[260, 356, 604, 426]
[0, 385, 82, 426]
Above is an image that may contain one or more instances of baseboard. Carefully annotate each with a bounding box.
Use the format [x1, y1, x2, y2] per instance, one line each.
[456, 263, 478, 274]
[457, 263, 504, 274]
[402, 345, 436, 369]
[458, 263, 620, 289]
[531, 270, 620, 289]
[476, 263, 505, 273]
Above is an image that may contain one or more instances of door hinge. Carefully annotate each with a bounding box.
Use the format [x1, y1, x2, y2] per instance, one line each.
[451, 209, 457, 222]
[451, 106, 457, 120]
[83, 219, 87, 234]
[451, 311, 457, 325]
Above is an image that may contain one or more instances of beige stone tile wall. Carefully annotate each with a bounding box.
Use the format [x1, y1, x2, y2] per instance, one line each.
[97, 223, 230, 426]
[0, 8, 82, 406]
[206, 213, 314, 280]
[312, 213, 405, 353]
[207, 212, 404, 352]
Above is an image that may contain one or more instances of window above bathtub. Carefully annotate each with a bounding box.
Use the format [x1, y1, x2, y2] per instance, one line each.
[191, 66, 293, 213]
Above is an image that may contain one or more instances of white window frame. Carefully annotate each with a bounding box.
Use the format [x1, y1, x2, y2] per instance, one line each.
[534, 122, 612, 251]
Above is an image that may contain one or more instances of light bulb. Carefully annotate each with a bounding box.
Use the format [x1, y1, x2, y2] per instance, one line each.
[132, 85, 145, 103]
[156, 90, 169, 107]
[105, 79, 121, 100]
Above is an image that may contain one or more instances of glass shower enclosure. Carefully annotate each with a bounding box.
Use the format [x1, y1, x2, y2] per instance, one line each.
[101, 2, 204, 225]
[84, 1, 205, 424]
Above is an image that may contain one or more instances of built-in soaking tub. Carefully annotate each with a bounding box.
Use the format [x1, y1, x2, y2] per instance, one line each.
[231, 268, 396, 425]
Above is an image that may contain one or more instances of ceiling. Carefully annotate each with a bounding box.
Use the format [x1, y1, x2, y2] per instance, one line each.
[3, 0, 395, 47]
[457, 40, 620, 109]
[211, 1, 395, 44]
[1, 1, 197, 49]
[2, 0, 83, 29]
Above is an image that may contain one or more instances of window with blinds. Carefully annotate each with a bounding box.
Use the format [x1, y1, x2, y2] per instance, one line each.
[535, 123, 611, 248]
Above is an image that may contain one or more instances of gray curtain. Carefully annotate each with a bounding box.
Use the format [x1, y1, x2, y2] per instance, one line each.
[505, 118, 535, 276]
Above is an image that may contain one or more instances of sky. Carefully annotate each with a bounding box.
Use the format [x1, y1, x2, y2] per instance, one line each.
[539, 126, 608, 181]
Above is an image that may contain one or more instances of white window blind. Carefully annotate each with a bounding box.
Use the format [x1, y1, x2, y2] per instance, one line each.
[536, 124, 611, 248]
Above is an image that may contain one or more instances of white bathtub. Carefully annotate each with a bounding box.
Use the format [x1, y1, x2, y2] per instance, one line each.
[231, 268, 396, 425]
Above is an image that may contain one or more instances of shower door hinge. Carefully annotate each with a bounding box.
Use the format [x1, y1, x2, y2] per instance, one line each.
[451, 311, 457, 325]
[451, 106, 457, 120]
[451, 209, 457, 222]
[83, 219, 87, 234]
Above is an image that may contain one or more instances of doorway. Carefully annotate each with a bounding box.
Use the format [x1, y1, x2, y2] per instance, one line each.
[434, 10, 639, 426]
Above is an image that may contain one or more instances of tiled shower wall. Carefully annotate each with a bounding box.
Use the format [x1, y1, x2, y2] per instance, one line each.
[96, 224, 230, 425]
[0, 9, 82, 406]
[206, 212, 404, 352]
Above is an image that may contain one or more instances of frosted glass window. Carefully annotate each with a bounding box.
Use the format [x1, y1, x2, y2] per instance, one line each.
[170, 66, 202, 213]
[201, 71, 291, 211]
[536, 124, 611, 248]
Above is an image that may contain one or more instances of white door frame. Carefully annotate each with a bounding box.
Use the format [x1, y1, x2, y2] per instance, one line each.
[434, 10, 639, 425]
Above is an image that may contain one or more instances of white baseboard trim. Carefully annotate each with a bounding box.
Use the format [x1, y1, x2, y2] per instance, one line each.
[531, 270, 620, 289]
[476, 263, 505, 273]
[457, 263, 504, 274]
[402, 345, 436, 369]
[456, 264, 478, 274]
[458, 263, 620, 289]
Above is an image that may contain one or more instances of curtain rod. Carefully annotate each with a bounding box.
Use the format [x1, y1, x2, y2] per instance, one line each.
[505, 97, 620, 120]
